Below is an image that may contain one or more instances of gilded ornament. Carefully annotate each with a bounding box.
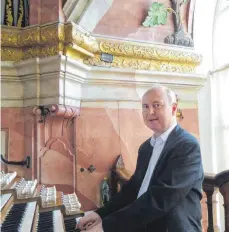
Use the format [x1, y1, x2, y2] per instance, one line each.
[1, 30, 18, 46]
[1, 47, 23, 61]
[84, 55, 196, 73]
[17, 0, 24, 27]
[5, 0, 14, 26]
[40, 25, 59, 44]
[99, 41, 201, 64]
[18, 28, 39, 46]
[23, 47, 39, 60]
[65, 23, 99, 53]
[1, 22, 96, 62]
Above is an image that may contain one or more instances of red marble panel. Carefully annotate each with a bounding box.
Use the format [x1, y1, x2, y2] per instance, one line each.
[29, 0, 40, 25]
[40, 0, 59, 24]
[29, 0, 65, 25]
[75, 107, 121, 210]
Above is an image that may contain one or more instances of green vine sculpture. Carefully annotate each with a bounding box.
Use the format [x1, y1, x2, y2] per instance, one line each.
[143, 0, 193, 47]
[142, 2, 176, 27]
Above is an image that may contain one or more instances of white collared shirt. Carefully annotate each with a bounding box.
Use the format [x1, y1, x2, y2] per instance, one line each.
[137, 122, 177, 198]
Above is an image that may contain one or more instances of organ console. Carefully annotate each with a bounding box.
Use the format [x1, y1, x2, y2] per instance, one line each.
[0, 171, 84, 232]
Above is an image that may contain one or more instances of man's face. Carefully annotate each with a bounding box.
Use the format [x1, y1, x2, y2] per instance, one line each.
[142, 89, 177, 135]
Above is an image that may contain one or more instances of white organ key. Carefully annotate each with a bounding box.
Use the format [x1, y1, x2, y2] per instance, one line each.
[19, 201, 37, 232]
[53, 209, 65, 232]
[0, 193, 12, 211]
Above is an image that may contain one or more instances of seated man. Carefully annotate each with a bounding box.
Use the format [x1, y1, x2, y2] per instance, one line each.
[77, 85, 204, 232]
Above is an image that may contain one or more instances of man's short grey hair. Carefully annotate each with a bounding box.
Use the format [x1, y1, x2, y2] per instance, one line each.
[143, 84, 177, 104]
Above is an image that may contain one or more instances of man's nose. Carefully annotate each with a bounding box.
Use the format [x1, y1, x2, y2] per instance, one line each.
[149, 106, 155, 114]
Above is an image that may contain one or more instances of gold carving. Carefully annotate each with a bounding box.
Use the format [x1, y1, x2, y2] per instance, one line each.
[1, 47, 23, 61]
[99, 41, 201, 64]
[5, 0, 14, 26]
[65, 23, 99, 53]
[40, 25, 59, 44]
[17, 0, 24, 27]
[84, 55, 196, 73]
[0, 22, 96, 62]
[18, 28, 39, 46]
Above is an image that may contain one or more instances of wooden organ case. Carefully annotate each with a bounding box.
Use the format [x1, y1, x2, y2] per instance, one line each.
[0, 171, 84, 232]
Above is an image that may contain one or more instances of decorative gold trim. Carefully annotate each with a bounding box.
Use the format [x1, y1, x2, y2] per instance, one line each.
[1, 21, 202, 73]
[64, 23, 99, 53]
[99, 41, 201, 64]
[84, 54, 196, 73]
[0, 22, 96, 62]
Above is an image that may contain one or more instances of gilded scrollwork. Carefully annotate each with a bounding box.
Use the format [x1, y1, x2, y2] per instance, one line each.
[18, 28, 39, 46]
[1, 47, 23, 61]
[1, 22, 97, 62]
[5, 0, 14, 26]
[40, 25, 59, 44]
[84, 55, 196, 73]
[1, 29, 18, 46]
[99, 41, 202, 65]
[65, 23, 99, 53]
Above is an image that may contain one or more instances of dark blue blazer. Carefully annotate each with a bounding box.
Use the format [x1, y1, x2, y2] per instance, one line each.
[96, 125, 204, 232]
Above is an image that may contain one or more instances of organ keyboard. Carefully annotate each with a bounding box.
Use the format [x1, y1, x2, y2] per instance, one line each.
[0, 171, 84, 232]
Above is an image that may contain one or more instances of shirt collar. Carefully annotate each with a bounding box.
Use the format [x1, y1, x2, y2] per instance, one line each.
[150, 121, 177, 146]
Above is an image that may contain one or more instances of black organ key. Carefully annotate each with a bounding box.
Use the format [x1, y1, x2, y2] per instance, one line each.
[37, 211, 54, 232]
[0, 203, 27, 232]
[64, 218, 80, 232]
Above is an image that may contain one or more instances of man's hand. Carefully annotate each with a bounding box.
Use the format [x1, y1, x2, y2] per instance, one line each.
[82, 222, 103, 232]
[76, 212, 102, 231]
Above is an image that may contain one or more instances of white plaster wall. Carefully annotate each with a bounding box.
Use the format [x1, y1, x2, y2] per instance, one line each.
[193, 0, 217, 74]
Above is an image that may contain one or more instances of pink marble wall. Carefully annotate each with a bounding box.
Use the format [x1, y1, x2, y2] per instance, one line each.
[93, 0, 190, 43]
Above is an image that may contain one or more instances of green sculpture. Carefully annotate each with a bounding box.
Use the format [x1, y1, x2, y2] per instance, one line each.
[142, 2, 175, 27]
[142, 0, 193, 47]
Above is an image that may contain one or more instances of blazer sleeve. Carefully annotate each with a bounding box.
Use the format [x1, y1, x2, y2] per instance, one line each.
[95, 144, 145, 219]
[101, 141, 203, 232]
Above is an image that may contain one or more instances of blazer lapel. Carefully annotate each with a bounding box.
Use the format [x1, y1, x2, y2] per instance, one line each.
[139, 141, 154, 182]
[151, 125, 182, 178]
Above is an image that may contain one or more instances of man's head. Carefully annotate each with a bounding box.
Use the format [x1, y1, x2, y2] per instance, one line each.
[142, 85, 177, 136]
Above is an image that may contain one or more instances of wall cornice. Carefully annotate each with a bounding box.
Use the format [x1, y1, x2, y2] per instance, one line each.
[0, 22, 97, 62]
[1, 21, 202, 73]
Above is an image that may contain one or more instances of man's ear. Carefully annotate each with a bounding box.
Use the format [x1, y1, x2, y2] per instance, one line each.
[172, 103, 178, 115]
